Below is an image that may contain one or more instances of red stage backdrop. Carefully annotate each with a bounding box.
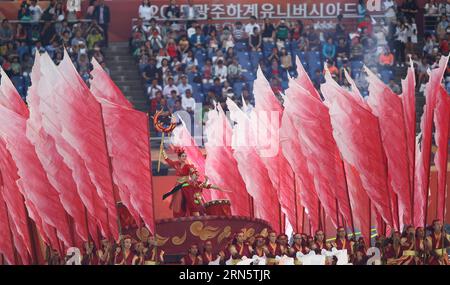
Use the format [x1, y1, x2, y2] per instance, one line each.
[0, 0, 430, 42]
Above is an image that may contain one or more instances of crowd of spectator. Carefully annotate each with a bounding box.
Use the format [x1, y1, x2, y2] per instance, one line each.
[0, 0, 111, 98]
[130, 0, 450, 131]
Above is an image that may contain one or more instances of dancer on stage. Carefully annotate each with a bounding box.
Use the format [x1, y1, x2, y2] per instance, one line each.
[415, 227, 426, 264]
[180, 244, 203, 265]
[384, 231, 402, 265]
[162, 147, 196, 217]
[182, 170, 230, 216]
[426, 219, 450, 265]
[114, 235, 136, 265]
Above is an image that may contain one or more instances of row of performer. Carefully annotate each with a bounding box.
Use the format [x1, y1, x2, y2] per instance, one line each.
[45, 219, 449, 265]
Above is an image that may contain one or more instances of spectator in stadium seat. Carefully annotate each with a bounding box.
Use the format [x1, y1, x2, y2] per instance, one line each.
[147, 78, 163, 100]
[181, 89, 196, 114]
[268, 47, 279, 64]
[322, 37, 336, 62]
[338, 60, 351, 85]
[436, 15, 449, 40]
[164, 0, 180, 19]
[245, 16, 260, 36]
[384, 0, 397, 25]
[400, 0, 419, 22]
[249, 27, 262, 52]
[305, 26, 320, 51]
[142, 57, 162, 84]
[202, 59, 214, 84]
[221, 26, 234, 50]
[222, 80, 234, 98]
[357, 0, 366, 23]
[148, 28, 164, 53]
[0, 20, 13, 48]
[138, 0, 154, 21]
[203, 16, 217, 36]
[183, 0, 200, 28]
[206, 30, 219, 58]
[213, 59, 228, 83]
[425, 0, 439, 15]
[335, 14, 346, 40]
[280, 48, 292, 74]
[93, 0, 110, 47]
[275, 20, 289, 43]
[167, 89, 180, 112]
[178, 35, 190, 55]
[189, 26, 206, 50]
[350, 36, 364, 61]
[150, 90, 163, 114]
[394, 22, 408, 67]
[326, 60, 339, 80]
[378, 47, 394, 71]
[182, 50, 198, 71]
[28, 0, 43, 22]
[291, 20, 304, 41]
[178, 75, 193, 96]
[336, 38, 349, 67]
[209, 77, 223, 97]
[227, 58, 243, 84]
[86, 26, 104, 50]
[357, 15, 373, 36]
[86, 0, 97, 20]
[232, 22, 247, 43]
[312, 68, 325, 90]
[18, 4, 31, 22]
[262, 17, 275, 43]
[163, 77, 178, 97]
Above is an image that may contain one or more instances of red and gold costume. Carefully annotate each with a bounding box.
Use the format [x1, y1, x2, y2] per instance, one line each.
[114, 249, 136, 265]
[81, 252, 99, 265]
[335, 237, 353, 253]
[164, 156, 196, 217]
[266, 242, 284, 265]
[201, 251, 218, 264]
[254, 246, 266, 258]
[427, 232, 450, 265]
[182, 179, 212, 216]
[395, 237, 419, 265]
[182, 254, 203, 265]
[143, 246, 165, 265]
[384, 243, 402, 265]
[315, 240, 331, 251]
[233, 242, 253, 259]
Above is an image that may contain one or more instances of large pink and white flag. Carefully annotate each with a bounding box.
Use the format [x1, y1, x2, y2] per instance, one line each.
[433, 86, 450, 222]
[31, 53, 110, 240]
[38, 52, 118, 240]
[414, 55, 449, 226]
[285, 78, 352, 229]
[365, 67, 412, 228]
[0, 105, 72, 247]
[203, 104, 251, 216]
[0, 68, 29, 117]
[227, 98, 281, 230]
[0, 175, 16, 265]
[321, 71, 393, 227]
[252, 68, 295, 231]
[80, 56, 155, 234]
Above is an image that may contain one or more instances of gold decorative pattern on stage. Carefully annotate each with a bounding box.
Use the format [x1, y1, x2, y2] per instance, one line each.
[217, 226, 232, 244]
[240, 227, 255, 240]
[190, 221, 220, 241]
[155, 234, 169, 246]
[171, 231, 187, 246]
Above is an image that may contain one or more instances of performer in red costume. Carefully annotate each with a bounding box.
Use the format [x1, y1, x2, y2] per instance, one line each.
[132, 242, 146, 265]
[114, 235, 136, 265]
[182, 170, 230, 216]
[290, 233, 310, 256]
[180, 244, 203, 265]
[396, 225, 419, 265]
[201, 241, 218, 264]
[277, 234, 290, 254]
[97, 239, 113, 265]
[313, 230, 331, 253]
[229, 231, 253, 264]
[384, 231, 402, 265]
[415, 227, 426, 264]
[332, 227, 354, 255]
[266, 231, 284, 265]
[162, 147, 196, 217]
[142, 235, 165, 265]
[426, 219, 450, 265]
[81, 241, 98, 265]
[253, 235, 269, 257]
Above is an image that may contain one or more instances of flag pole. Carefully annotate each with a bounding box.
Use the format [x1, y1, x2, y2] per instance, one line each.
[341, 160, 356, 236]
